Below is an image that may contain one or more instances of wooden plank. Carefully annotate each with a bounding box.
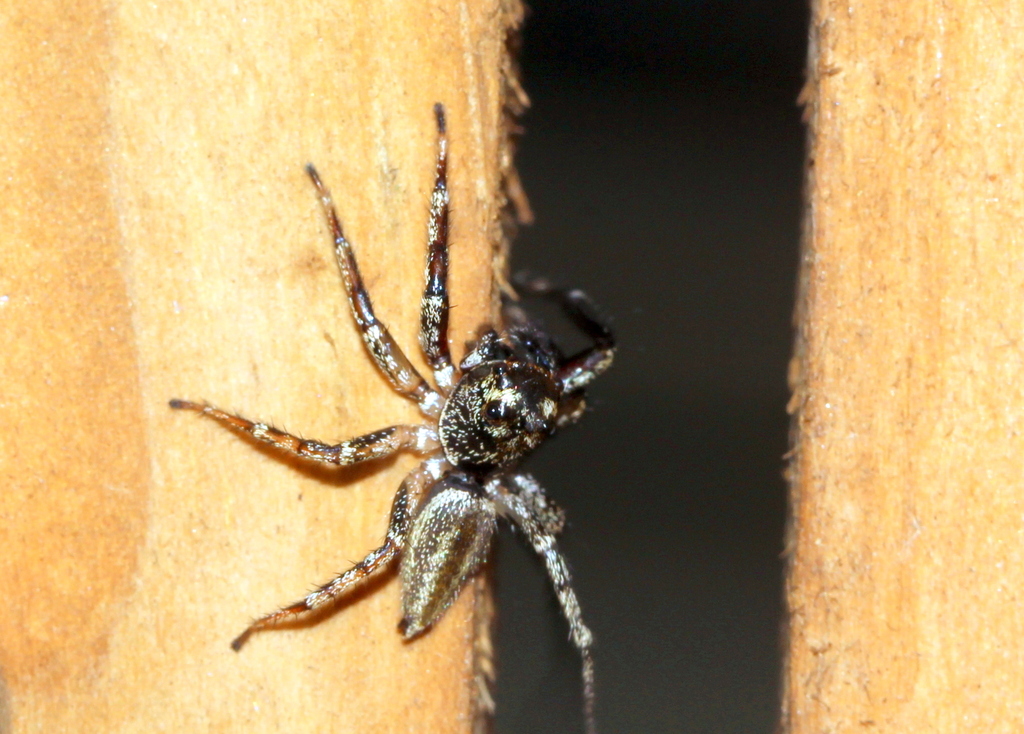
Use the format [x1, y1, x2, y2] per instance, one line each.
[785, 1, 1024, 731]
[0, 0, 525, 730]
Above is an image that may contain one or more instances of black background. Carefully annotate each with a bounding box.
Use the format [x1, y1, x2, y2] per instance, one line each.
[494, 2, 807, 732]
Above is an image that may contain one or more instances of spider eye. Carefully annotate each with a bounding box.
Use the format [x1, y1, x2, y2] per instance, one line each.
[483, 400, 513, 425]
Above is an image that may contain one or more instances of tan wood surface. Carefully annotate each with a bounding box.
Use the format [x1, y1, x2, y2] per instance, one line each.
[0, 1, 525, 730]
[785, 1, 1024, 731]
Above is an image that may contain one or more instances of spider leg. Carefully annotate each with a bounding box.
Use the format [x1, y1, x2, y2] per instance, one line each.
[484, 477, 597, 734]
[514, 276, 615, 394]
[231, 456, 448, 650]
[419, 104, 456, 393]
[307, 165, 444, 417]
[169, 400, 438, 465]
[502, 472, 566, 536]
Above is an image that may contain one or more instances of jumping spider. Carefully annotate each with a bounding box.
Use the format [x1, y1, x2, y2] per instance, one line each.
[170, 104, 614, 733]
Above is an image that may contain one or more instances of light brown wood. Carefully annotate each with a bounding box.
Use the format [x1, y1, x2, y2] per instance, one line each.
[785, 1, 1024, 731]
[0, 0, 525, 730]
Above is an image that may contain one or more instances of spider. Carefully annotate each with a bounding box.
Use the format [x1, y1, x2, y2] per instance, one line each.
[170, 104, 614, 734]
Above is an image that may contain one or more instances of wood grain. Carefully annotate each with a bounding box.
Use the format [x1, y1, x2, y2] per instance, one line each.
[785, 1, 1024, 731]
[0, 0, 525, 730]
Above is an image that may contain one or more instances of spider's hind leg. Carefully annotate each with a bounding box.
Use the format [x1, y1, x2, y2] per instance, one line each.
[231, 457, 447, 650]
[485, 476, 597, 734]
[504, 472, 566, 536]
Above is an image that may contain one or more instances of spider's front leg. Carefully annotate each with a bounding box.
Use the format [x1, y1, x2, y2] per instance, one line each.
[231, 456, 448, 650]
[513, 275, 616, 394]
[168, 400, 439, 464]
[485, 476, 597, 734]
[306, 165, 444, 417]
[418, 103, 456, 393]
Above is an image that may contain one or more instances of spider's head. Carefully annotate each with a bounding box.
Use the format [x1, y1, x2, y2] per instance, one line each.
[438, 360, 560, 473]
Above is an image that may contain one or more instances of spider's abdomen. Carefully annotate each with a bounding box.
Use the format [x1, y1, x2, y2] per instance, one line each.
[439, 361, 559, 473]
[398, 472, 496, 638]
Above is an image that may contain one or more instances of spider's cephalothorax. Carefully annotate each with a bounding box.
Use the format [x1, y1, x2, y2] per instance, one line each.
[170, 104, 614, 734]
[439, 350, 559, 472]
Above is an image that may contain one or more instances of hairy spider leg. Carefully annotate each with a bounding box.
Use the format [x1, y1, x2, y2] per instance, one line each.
[231, 457, 449, 651]
[514, 277, 616, 394]
[419, 103, 456, 393]
[306, 164, 444, 418]
[504, 472, 566, 536]
[486, 478, 597, 734]
[168, 400, 439, 464]
[554, 288, 615, 393]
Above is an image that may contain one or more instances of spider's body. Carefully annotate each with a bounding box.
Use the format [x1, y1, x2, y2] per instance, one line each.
[171, 105, 613, 734]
